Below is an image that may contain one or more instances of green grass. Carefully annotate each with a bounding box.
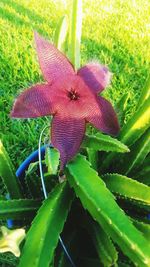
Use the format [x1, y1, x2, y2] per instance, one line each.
[0, 0, 150, 167]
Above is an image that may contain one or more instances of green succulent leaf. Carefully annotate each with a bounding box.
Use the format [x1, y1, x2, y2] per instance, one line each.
[117, 260, 133, 267]
[137, 74, 150, 109]
[66, 155, 150, 266]
[102, 173, 150, 206]
[0, 199, 41, 219]
[119, 128, 150, 175]
[115, 92, 130, 126]
[134, 171, 150, 186]
[25, 175, 42, 199]
[83, 129, 130, 171]
[119, 96, 150, 146]
[85, 217, 118, 267]
[133, 156, 150, 184]
[25, 163, 43, 198]
[136, 175, 150, 186]
[26, 162, 39, 176]
[68, 0, 82, 69]
[132, 219, 150, 241]
[100, 97, 150, 172]
[45, 147, 60, 175]
[82, 133, 129, 153]
[0, 140, 22, 198]
[19, 182, 73, 267]
[86, 149, 98, 170]
[0, 253, 18, 266]
[54, 15, 68, 52]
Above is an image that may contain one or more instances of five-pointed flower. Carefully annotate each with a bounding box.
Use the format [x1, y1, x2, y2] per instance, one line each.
[11, 32, 120, 169]
[0, 226, 26, 257]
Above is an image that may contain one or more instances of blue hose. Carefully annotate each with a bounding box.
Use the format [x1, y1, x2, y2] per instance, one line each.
[16, 145, 47, 179]
[7, 145, 47, 228]
[14, 145, 76, 267]
[6, 193, 13, 228]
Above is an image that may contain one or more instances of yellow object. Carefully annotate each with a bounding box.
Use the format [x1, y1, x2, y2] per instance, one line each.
[0, 226, 26, 257]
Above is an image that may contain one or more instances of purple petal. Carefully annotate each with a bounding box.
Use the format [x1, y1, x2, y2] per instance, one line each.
[86, 96, 120, 136]
[11, 84, 55, 118]
[51, 114, 85, 169]
[34, 32, 75, 84]
[77, 63, 111, 94]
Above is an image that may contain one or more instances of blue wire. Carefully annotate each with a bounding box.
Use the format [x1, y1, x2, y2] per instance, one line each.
[15, 139, 76, 266]
[38, 127, 48, 199]
[38, 126, 76, 267]
[15, 130, 76, 266]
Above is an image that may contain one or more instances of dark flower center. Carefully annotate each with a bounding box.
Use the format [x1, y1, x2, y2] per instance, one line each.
[68, 89, 80, 101]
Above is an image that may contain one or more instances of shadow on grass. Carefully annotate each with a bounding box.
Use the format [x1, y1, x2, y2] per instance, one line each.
[82, 37, 142, 70]
[1, 0, 48, 24]
[0, 0, 55, 36]
[1, 0, 149, 174]
[82, 37, 148, 86]
[0, 0, 148, 78]
[0, 1, 148, 167]
[0, 0, 148, 88]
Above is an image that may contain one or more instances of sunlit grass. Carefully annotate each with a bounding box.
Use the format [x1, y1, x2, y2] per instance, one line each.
[0, 0, 150, 167]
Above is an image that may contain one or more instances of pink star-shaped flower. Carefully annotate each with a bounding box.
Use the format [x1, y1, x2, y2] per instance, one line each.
[11, 32, 119, 169]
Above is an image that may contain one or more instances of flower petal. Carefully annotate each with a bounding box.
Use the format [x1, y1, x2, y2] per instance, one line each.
[51, 114, 85, 169]
[34, 32, 75, 84]
[86, 96, 120, 136]
[77, 63, 111, 94]
[11, 84, 55, 118]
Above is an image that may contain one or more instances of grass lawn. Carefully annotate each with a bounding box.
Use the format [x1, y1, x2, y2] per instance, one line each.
[0, 0, 150, 167]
